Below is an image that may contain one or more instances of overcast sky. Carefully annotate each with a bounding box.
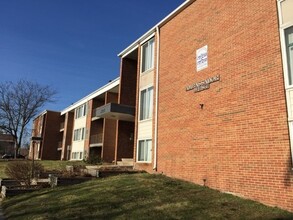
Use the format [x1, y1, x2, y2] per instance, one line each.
[0, 0, 184, 111]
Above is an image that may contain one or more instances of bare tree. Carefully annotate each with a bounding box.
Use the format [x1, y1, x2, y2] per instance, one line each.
[0, 79, 56, 156]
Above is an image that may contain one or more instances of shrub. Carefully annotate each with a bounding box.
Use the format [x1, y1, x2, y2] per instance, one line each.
[85, 152, 102, 165]
[72, 164, 85, 172]
[5, 161, 44, 186]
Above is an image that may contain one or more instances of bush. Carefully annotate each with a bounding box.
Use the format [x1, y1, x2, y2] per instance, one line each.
[5, 161, 44, 186]
[85, 153, 102, 165]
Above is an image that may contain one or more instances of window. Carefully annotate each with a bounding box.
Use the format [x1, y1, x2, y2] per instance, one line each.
[140, 87, 153, 121]
[73, 128, 85, 141]
[141, 38, 154, 73]
[71, 152, 77, 159]
[75, 103, 87, 119]
[71, 152, 83, 160]
[285, 26, 293, 85]
[137, 139, 152, 162]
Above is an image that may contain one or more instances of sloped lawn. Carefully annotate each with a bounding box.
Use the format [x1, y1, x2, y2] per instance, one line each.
[2, 173, 293, 219]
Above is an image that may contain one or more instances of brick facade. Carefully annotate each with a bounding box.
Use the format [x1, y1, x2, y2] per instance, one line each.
[40, 111, 62, 160]
[29, 0, 293, 212]
[153, 0, 293, 212]
[84, 99, 93, 160]
[29, 111, 61, 160]
[61, 112, 74, 160]
[103, 92, 118, 162]
[0, 134, 15, 156]
[113, 57, 138, 162]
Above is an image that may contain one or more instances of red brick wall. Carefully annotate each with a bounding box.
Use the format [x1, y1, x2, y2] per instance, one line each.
[103, 92, 118, 162]
[116, 121, 134, 161]
[89, 98, 106, 160]
[119, 58, 137, 106]
[29, 116, 43, 159]
[115, 56, 137, 162]
[59, 114, 65, 160]
[156, 0, 293, 212]
[61, 112, 74, 160]
[84, 100, 92, 159]
[41, 111, 61, 160]
[29, 111, 61, 160]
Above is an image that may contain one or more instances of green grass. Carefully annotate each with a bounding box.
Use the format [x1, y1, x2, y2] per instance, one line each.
[38, 160, 86, 171]
[0, 161, 8, 178]
[2, 173, 293, 220]
[0, 160, 87, 178]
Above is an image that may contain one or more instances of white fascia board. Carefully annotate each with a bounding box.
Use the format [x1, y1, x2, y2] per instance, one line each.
[119, 29, 156, 58]
[121, 44, 139, 59]
[61, 77, 120, 115]
[118, 0, 195, 57]
[33, 109, 62, 122]
[33, 110, 48, 122]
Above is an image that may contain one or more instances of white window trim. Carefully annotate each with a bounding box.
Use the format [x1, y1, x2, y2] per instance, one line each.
[136, 138, 152, 163]
[140, 33, 155, 46]
[138, 85, 154, 122]
[140, 38, 155, 74]
[121, 44, 139, 59]
[279, 26, 293, 89]
[277, 0, 293, 29]
[73, 127, 85, 142]
[277, 0, 293, 167]
[75, 103, 87, 119]
[71, 151, 83, 160]
[278, 0, 293, 89]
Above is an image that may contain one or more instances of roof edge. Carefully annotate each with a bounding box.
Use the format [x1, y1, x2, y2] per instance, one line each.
[61, 77, 120, 115]
[118, 0, 195, 57]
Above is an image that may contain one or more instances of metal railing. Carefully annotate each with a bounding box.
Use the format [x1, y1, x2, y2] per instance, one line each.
[90, 133, 103, 144]
[58, 141, 62, 149]
[60, 122, 65, 130]
[92, 108, 100, 118]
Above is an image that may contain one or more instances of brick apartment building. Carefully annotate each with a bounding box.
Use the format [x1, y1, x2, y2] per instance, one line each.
[58, 77, 131, 162]
[30, 0, 293, 212]
[29, 110, 62, 160]
[30, 78, 135, 163]
[117, 0, 293, 212]
[0, 133, 15, 156]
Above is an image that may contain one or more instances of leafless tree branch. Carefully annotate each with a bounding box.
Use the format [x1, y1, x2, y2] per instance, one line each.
[0, 79, 57, 153]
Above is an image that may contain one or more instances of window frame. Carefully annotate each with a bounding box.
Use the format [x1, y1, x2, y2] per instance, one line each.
[136, 139, 152, 163]
[285, 26, 293, 86]
[75, 103, 87, 119]
[278, 0, 293, 89]
[73, 127, 85, 142]
[140, 38, 155, 73]
[277, 0, 293, 167]
[71, 151, 83, 160]
[139, 86, 154, 121]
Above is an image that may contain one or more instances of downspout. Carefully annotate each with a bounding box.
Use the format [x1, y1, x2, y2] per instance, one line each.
[153, 26, 160, 171]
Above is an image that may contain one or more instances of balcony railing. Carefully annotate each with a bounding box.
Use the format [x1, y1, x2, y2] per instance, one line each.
[60, 122, 65, 130]
[92, 108, 102, 119]
[90, 133, 103, 145]
[58, 141, 62, 150]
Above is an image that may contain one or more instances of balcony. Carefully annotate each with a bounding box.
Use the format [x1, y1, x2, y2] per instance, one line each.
[57, 141, 62, 151]
[90, 134, 103, 147]
[60, 122, 65, 131]
[92, 103, 135, 122]
[92, 108, 102, 121]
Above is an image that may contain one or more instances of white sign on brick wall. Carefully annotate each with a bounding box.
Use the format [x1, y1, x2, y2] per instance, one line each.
[196, 45, 208, 72]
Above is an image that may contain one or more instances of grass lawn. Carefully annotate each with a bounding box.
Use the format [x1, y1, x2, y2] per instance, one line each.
[0, 160, 86, 178]
[2, 173, 293, 220]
